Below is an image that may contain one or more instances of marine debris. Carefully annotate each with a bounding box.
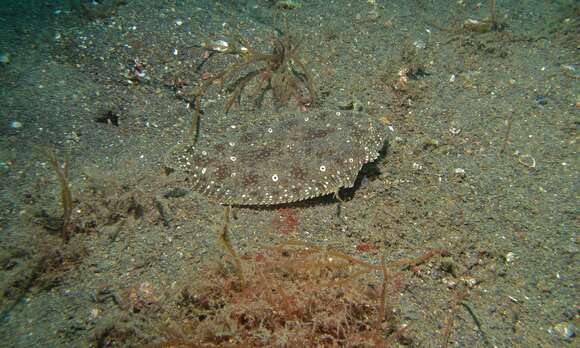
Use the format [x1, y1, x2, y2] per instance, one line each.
[165, 109, 386, 206]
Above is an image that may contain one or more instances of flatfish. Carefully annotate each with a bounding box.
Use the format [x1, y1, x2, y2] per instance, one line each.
[165, 109, 386, 206]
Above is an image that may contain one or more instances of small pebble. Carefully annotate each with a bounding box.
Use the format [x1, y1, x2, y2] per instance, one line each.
[0, 52, 10, 65]
[550, 322, 575, 339]
[413, 39, 426, 49]
[449, 127, 461, 135]
[562, 63, 577, 71]
[461, 276, 479, 288]
[563, 306, 579, 320]
[535, 95, 548, 105]
[359, 175, 370, 188]
[454, 168, 466, 177]
[505, 252, 515, 263]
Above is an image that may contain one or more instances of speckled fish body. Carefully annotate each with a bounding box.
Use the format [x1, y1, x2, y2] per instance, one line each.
[165, 109, 386, 206]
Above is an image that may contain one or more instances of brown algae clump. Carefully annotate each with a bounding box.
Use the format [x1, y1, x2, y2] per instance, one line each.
[146, 241, 431, 347]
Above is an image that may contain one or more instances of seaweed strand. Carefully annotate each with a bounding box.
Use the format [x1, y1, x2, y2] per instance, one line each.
[219, 205, 246, 290]
[45, 147, 73, 240]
